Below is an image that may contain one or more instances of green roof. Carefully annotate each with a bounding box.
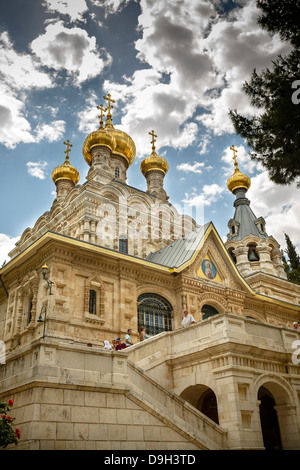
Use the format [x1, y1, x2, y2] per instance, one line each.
[146, 222, 211, 268]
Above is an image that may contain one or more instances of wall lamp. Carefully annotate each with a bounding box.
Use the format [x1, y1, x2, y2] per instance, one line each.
[42, 264, 54, 295]
[37, 305, 47, 339]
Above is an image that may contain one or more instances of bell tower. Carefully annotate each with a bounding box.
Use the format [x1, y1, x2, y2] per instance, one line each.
[225, 145, 286, 279]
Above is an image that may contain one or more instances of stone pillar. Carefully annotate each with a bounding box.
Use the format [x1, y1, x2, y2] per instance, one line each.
[256, 244, 275, 275]
[233, 246, 252, 276]
[275, 404, 300, 449]
[271, 248, 287, 279]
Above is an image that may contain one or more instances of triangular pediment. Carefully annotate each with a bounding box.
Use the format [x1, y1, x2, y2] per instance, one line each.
[182, 227, 243, 290]
[162, 222, 253, 292]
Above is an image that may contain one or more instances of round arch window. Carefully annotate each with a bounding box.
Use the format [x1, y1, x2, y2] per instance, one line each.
[201, 304, 219, 320]
[137, 293, 173, 337]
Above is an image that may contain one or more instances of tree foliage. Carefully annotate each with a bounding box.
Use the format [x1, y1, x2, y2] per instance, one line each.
[282, 233, 300, 285]
[229, 0, 300, 186]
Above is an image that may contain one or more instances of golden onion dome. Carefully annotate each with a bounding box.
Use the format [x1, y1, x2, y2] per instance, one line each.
[227, 145, 251, 193]
[82, 127, 117, 166]
[140, 130, 169, 176]
[140, 151, 169, 176]
[82, 94, 136, 167]
[52, 140, 80, 185]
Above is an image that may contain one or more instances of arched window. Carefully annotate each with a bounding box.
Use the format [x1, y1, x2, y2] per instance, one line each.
[115, 166, 120, 178]
[137, 293, 173, 337]
[248, 244, 259, 261]
[89, 289, 96, 314]
[28, 296, 33, 324]
[201, 304, 219, 320]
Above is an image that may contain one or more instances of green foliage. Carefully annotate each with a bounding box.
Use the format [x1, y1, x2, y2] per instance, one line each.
[282, 233, 300, 285]
[229, 0, 300, 186]
[0, 400, 20, 448]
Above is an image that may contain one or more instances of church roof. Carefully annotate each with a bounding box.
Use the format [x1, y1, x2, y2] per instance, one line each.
[146, 222, 211, 268]
[230, 188, 267, 241]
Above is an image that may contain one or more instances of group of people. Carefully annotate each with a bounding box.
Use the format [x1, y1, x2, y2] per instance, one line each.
[103, 326, 149, 351]
[103, 315, 298, 350]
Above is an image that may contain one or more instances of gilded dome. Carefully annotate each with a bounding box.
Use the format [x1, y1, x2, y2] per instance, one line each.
[140, 151, 169, 176]
[82, 127, 117, 166]
[227, 167, 251, 193]
[141, 130, 169, 176]
[227, 145, 251, 193]
[52, 140, 80, 185]
[82, 94, 136, 167]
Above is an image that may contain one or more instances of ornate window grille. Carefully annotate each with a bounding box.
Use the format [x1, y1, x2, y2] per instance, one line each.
[89, 289, 97, 314]
[137, 293, 173, 337]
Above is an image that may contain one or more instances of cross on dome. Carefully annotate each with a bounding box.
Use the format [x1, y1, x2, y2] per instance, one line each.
[230, 144, 238, 169]
[64, 140, 72, 161]
[149, 130, 157, 152]
[97, 104, 106, 129]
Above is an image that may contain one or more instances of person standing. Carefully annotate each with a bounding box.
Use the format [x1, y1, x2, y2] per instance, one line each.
[125, 329, 134, 347]
[139, 326, 148, 341]
[181, 310, 195, 328]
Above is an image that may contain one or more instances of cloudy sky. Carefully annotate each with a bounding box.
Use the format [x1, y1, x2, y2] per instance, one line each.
[0, 0, 299, 265]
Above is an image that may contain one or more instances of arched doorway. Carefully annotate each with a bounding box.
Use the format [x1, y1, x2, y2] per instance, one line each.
[180, 385, 219, 424]
[258, 386, 282, 450]
[137, 293, 173, 337]
[201, 304, 219, 320]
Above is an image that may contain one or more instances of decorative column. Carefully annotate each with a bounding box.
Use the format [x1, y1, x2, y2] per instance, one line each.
[233, 246, 252, 276]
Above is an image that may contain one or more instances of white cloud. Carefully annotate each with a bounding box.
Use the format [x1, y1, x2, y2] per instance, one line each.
[26, 161, 48, 180]
[221, 144, 259, 176]
[0, 32, 53, 91]
[31, 21, 112, 85]
[176, 161, 205, 174]
[35, 120, 66, 142]
[0, 84, 35, 148]
[183, 183, 225, 208]
[43, 0, 89, 21]
[100, 0, 291, 159]
[0, 234, 20, 266]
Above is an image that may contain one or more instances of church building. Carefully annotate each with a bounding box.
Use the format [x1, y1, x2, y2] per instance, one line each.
[0, 94, 300, 450]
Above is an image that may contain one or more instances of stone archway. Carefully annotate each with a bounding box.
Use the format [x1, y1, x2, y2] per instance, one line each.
[180, 384, 219, 424]
[256, 377, 299, 450]
[258, 387, 282, 450]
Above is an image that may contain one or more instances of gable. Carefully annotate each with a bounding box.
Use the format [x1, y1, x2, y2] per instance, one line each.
[183, 226, 242, 291]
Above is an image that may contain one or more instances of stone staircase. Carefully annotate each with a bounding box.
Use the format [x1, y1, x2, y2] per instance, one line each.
[126, 358, 228, 449]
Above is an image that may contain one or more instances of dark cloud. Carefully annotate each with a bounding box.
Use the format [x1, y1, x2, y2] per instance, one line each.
[47, 31, 90, 67]
[0, 105, 13, 128]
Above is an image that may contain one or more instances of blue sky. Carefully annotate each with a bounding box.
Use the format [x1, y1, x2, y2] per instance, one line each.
[1, 0, 299, 264]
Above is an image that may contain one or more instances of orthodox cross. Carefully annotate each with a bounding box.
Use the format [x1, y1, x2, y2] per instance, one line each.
[149, 130, 157, 152]
[103, 93, 115, 116]
[97, 104, 106, 128]
[230, 144, 238, 168]
[64, 140, 72, 161]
